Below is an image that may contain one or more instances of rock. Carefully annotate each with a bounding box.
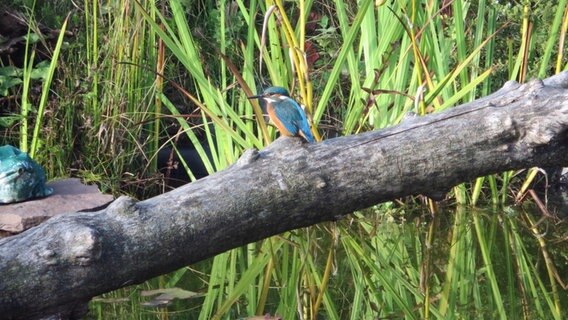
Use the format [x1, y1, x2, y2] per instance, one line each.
[0, 178, 113, 234]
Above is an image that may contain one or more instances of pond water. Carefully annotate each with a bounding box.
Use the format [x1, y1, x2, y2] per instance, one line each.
[87, 204, 567, 320]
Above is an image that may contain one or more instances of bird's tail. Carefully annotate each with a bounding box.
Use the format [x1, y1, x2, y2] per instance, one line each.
[300, 128, 316, 143]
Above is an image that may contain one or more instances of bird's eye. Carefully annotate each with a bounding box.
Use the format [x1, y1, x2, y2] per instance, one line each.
[18, 167, 25, 175]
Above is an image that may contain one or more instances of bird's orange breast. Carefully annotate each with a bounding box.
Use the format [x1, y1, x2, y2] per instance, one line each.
[267, 104, 294, 136]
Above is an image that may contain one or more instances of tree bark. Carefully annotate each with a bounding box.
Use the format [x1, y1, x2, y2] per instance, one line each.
[1, 73, 568, 319]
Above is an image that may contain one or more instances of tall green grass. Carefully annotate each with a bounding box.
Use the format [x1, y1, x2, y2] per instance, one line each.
[0, 3, 66, 155]
[73, 0, 163, 195]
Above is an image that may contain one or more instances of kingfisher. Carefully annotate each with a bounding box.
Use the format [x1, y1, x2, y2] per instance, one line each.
[248, 86, 315, 143]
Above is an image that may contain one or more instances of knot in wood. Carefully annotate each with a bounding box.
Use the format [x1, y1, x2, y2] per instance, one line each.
[61, 225, 101, 266]
[525, 79, 545, 92]
[108, 196, 138, 216]
[543, 71, 568, 89]
[314, 176, 327, 189]
[236, 149, 260, 167]
[37, 249, 57, 265]
[483, 111, 519, 141]
[502, 80, 520, 91]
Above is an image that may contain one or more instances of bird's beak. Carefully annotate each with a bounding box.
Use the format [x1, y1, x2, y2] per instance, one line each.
[247, 95, 262, 100]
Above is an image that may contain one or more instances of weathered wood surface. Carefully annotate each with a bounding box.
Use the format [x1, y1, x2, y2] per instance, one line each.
[1, 73, 568, 319]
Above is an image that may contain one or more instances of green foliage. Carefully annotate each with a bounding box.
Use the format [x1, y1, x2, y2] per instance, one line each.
[0, 61, 53, 98]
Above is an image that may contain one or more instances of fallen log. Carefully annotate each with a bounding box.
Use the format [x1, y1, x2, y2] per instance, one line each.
[1, 73, 567, 319]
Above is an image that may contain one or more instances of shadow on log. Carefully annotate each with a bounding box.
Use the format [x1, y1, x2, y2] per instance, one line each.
[1, 73, 568, 319]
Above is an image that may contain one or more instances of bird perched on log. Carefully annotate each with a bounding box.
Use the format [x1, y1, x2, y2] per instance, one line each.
[248, 86, 315, 143]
